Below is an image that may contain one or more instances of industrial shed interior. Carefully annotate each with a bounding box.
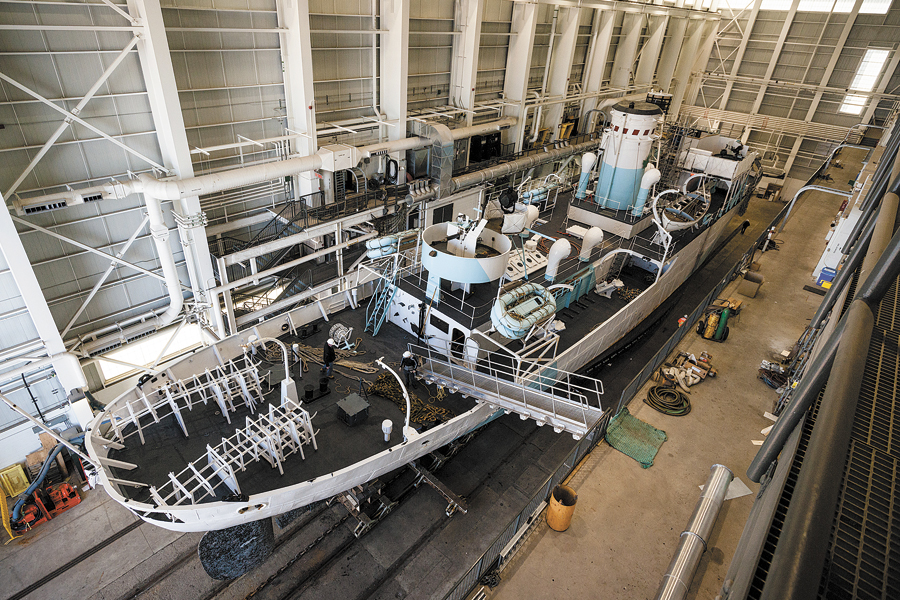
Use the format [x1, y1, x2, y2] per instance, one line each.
[1, 1, 900, 599]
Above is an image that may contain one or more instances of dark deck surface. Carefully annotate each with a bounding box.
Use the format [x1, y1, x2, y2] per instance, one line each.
[109, 303, 478, 506]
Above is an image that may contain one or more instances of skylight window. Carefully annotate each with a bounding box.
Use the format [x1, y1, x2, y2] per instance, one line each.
[839, 49, 890, 115]
[722, 0, 889, 12]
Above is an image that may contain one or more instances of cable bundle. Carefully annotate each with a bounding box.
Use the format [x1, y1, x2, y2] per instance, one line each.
[758, 368, 788, 389]
[643, 385, 691, 416]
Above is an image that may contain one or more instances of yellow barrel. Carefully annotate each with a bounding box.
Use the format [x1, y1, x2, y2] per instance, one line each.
[546, 485, 578, 531]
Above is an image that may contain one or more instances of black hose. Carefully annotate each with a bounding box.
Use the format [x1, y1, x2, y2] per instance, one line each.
[644, 385, 691, 416]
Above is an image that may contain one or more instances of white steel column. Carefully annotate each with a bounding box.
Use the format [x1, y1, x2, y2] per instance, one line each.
[545, 7, 581, 141]
[450, 0, 485, 128]
[656, 16, 687, 92]
[380, 0, 410, 179]
[502, 3, 538, 151]
[610, 12, 643, 90]
[127, 0, 219, 333]
[0, 194, 84, 392]
[580, 9, 615, 132]
[278, 0, 319, 197]
[634, 14, 668, 88]
[783, 0, 863, 174]
[669, 18, 705, 116]
[717, 0, 762, 111]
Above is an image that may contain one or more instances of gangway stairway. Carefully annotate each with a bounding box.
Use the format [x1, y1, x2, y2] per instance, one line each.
[413, 347, 605, 439]
[365, 262, 400, 335]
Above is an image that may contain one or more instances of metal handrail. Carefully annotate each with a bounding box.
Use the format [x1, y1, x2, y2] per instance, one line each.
[408, 342, 604, 430]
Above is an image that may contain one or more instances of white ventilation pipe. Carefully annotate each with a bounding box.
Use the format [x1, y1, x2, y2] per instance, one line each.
[632, 167, 662, 217]
[579, 227, 604, 261]
[575, 152, 597, 199]
[144, 194, 185, 328]
[545, 238, 571, 283]
[524, 204, 540, 230]
[136, 153, 325, 201]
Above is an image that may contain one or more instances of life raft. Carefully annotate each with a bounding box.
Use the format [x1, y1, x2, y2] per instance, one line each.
[490, 282, 557, 339]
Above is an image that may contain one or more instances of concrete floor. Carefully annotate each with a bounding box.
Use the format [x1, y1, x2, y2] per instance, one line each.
[489, 153, 866, 600]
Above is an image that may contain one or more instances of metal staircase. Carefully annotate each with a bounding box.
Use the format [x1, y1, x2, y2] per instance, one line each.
[412, 345, 605, 439]
[364, 264, 399, 336]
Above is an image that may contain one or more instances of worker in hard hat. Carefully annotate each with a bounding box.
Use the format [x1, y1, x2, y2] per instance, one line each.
[400, 350, 419, 389]
[322, 338, 336, 378]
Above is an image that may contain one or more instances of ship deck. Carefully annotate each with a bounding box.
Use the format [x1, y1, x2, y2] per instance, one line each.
[107, 186, 731, 508]
[107, 304, 479, 507]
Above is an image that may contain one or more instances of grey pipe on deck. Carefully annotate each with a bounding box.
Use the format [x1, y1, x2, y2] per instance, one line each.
[747, 170, 900, 483]
[655, 465, 734, 600]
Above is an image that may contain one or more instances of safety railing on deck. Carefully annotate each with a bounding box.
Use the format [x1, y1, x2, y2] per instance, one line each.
[410, 343, 604, 431]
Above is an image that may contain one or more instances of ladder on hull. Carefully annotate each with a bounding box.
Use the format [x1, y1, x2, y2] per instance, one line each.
[414, 346, 604, 439]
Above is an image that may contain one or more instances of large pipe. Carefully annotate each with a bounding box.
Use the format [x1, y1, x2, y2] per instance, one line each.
[15, 117, 519, 206]
[655, 465, 734, 600]
[448, 139, 599, 194]
[758, 300, 873, 600]
[144, 194, 184, 327]
[747, 171, 900, 483]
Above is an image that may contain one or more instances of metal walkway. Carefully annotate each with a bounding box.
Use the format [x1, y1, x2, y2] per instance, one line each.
[412, 345, 604, 439]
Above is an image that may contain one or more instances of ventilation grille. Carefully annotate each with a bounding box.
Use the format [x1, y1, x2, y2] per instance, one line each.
[23, 200, 67, 214]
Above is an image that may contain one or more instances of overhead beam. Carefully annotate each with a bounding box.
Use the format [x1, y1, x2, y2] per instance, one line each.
[656, 15, 687, 93]
[717, 0, 762, 112]
[742, 0, 800, 143]
[128, 0, 220, 335]
[783, 0, 863, 175]
[10, 216, 176, 285]
[610, 12, 643, 89]
[0, 71, 168, 172]
[0, 196, 66, 357]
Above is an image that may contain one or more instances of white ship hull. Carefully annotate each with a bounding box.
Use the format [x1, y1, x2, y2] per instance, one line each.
[86, 201, 740, 533]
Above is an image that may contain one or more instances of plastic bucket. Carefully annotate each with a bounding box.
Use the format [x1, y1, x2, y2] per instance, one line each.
[546, 485, 578, 531]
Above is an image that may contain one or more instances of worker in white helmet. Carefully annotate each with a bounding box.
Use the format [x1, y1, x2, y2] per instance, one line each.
[322, 338, 336, 378]
[400, 350, 419, 389]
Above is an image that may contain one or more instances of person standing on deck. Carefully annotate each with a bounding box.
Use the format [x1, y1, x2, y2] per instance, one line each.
[322, 338, 336, 378]
[401, 350, 419, 389]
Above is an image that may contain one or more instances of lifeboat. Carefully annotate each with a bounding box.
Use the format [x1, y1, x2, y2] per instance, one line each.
[490, 282, 557, 339]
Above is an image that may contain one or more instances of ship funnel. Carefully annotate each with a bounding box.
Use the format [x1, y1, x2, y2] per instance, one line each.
[632, 168, 661, 217]
[575, 152, 597, 200]
[579, 227, 604, 262]
[545, 238, 571, 282]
